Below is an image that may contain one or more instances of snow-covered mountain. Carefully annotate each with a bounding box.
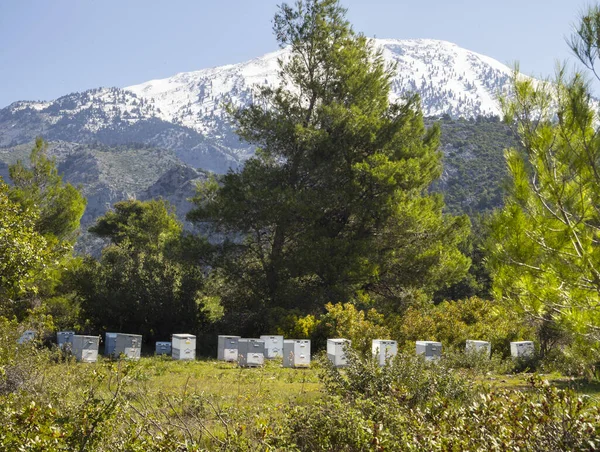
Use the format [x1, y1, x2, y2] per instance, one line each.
[0, 39, 517, 173]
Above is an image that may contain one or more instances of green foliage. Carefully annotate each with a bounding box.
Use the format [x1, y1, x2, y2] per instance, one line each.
[320, 351, 473, 407]
[0, 138, 86, 321]
[0, 315, 55, 395]
[0, 181, 55, 316]
[434, 115, 518, 217]
[189, 0, 470, 332]
[286, 302, 390, 354]
[9, 137, 86, 244]
[488, 9, 600, 367]
[89, 199, 182, 251]
[75, 199, 214, 341]
[278, 354, 600, 451]
[395, 296, 532, 355]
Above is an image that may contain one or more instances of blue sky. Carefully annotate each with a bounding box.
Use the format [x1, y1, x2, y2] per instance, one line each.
[0, 0, 592, 108]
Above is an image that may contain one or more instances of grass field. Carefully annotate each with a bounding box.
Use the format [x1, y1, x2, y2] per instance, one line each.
[4, 349, 600, 450]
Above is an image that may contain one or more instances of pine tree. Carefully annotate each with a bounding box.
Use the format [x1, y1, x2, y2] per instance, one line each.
[9, 138, 86, 245]
[488, 5, 600, 355]
[189, 0, 470, 331]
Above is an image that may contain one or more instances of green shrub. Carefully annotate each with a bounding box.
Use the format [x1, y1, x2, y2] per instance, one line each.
[287, 302, 391, 355]
[396, 297, 533, 355]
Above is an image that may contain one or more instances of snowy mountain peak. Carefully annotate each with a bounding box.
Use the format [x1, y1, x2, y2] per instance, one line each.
[124, 39, 514, 135]
[0, 39, 522, 173]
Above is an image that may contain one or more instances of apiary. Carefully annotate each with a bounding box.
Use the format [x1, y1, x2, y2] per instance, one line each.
[217, 335, 240, 361]
[17, 330, 35, 344]
[260, 335, 284, 359]
[238, 338, 265, 367]
[155, 341, 172, 355]
[114, 333, 142, 359]
[465, 340, 491, 357]
[510, 341, 534, 359]
[105, 332, 117, 356]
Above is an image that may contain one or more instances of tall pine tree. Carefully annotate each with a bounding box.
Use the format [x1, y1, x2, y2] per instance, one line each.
[488, 5, 600, 358]
[189, 0, 470, 332]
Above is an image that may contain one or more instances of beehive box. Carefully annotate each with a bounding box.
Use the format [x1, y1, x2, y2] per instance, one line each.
[17, 330, 35, 344]
[372, 339, 398, 366]
[510, 341, 534, 359]
[283, 340, 311, 368]
[72, 335, 99, 363]
[327, 338, 351, 367]
[260, 335, 284, 359]
[238, 339, 265, 367]
[217, 335, 240, 361]
[114, 333, 142, 360]
[155, 341, 172, 355]
[57, 331, 75, 350]
[466, 340, 491, 357]
[105, 332, 117, 356]
[172, 334, 196, 360]
[416, 341, 442, 361]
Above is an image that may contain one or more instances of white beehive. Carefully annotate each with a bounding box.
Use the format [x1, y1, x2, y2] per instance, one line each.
[466, 340, 491, 357]
[217, 335, 241, 361]
[72, 335, 99, 363]
[238, 339, 265, 367]
[327, 338, 351, 367]
[172, 334, 196, 360]
[510, 341, 534, 359]
[17, 330, 35, 344]
[114, 333, 142, 360]
[260, 335, 284, 359]
[372, 340, 398, 366]
[155, 341, 172, 355]
[105, 332, 117, 356]
[283, 340, 311, 368]
[57, 331, 75, 350]
[416, 341, 442, 361]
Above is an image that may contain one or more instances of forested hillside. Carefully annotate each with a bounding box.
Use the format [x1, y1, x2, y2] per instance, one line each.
[435, 116, 518, 216]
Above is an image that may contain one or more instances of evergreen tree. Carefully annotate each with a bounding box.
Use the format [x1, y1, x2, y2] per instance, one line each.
[1, 139, 86, 320]
[189, 0, 470, 331]
[75, 200, 215, 340]
[488, 5, 600, 355]
[9, 138, 86, 245]
[0, 180, 54, 317]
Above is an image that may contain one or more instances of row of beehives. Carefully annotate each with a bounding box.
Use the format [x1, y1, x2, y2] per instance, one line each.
[52, 331, 195, 363]
[217, 335, 311, 368]
[329, 339, 537, 367]
[21, 330, 536, 366]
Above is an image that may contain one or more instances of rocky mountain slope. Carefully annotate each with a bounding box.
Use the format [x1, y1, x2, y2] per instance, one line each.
[0, 39, 525, 255]
[0, 39, 518, 174]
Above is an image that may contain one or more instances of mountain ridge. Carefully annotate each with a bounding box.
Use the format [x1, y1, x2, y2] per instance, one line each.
[0, 38, 519, 173]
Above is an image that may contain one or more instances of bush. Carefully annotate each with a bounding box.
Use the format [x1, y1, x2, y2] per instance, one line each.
[287, 303, 391, 355]
[396, 297, 533, 355]
[276, 353, 600, 451]
[0, 315, 55, 395]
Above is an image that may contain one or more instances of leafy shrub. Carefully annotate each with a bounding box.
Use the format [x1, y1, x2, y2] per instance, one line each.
[319, 350, 474, 408]
[396, 296, 533, 355]
[442, 348, 513, 375]
[277, 356, 600, 451]
[0, 315, 55, 395]
[287, 302, 391, 355]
